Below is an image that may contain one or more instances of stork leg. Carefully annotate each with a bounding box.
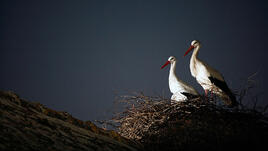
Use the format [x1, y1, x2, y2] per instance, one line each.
[205, 89, 209, 101]
[205, 89, 208, 97]
[210, 88, 214, 100]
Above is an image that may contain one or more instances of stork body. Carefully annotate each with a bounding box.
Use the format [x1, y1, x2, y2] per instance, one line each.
[161, 56, 199, 101]
[184, 40, 238, 106]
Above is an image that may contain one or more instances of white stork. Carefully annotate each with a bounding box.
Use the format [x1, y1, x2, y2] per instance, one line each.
[161, 56, 199, 102]
[184, 40, 238, 107]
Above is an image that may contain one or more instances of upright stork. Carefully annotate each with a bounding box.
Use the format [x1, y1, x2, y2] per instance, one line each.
[161, 56, 199, 101]
[184, 40, 238, 107]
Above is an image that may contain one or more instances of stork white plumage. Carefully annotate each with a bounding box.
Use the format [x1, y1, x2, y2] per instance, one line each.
[161, 56, 199, 101]
[184, 40, 238, 107]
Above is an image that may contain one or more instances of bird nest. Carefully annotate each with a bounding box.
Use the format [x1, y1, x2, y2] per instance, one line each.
[109, 93, 217, 141]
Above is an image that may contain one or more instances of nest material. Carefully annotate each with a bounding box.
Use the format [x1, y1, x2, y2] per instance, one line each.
[112, 93, 217, 140]
[110, 94, 268, 151]
[110, 93, 268, 151]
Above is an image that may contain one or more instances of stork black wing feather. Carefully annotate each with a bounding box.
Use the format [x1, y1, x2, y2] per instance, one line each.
[208, 77, 230, 94]
[208, 76, 237, 106]
[180, 92, 199, 100]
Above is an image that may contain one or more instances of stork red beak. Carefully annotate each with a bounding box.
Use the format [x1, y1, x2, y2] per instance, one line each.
[161, 61, 170, 69]
[184, 45, 195, 56]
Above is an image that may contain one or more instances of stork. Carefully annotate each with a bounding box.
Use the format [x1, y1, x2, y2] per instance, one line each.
[184, 40, 238, 107]
[161, 56, 199, 102]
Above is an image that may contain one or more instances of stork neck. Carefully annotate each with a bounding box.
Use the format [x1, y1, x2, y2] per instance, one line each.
[169, 61, 177, 78]
[190, 45, 201, 77]
[191, 45, 200, 60]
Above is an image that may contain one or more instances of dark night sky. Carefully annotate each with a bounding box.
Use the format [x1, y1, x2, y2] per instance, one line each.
[1, 0, 267, 120]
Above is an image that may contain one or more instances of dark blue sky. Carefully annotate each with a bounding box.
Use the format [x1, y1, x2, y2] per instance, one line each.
[1, 0, 267, 120]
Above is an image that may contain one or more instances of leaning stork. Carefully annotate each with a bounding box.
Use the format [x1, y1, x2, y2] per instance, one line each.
[184, 40, 238, 107]
[161, 56, 199, 102]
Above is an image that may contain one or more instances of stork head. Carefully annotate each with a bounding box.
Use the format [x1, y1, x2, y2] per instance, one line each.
[161, 56, 176, 69]
[184, 40, 200, 56]
[191, 40, 200, 47]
